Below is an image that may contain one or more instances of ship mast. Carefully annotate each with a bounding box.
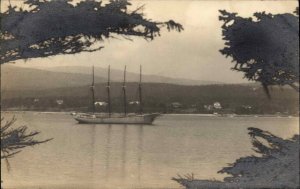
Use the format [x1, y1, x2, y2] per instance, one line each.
[90, 65, 95, 113]
[138, 65, 143, 114]
[107, 65, 111, 117]
[122, 66, 127, 116]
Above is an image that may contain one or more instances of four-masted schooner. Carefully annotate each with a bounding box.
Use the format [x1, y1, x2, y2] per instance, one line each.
[72, 65, 160, 124]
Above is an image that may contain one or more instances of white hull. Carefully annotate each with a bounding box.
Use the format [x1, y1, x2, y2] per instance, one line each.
[73, 113, 160, 124]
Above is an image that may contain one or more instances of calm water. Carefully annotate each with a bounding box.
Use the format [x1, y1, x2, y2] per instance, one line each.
[1, 112, 299, 189]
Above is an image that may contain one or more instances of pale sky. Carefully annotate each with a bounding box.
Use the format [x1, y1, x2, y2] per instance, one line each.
[2, 0, 298, 83]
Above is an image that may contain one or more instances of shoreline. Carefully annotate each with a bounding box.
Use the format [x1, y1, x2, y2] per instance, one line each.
[1, 110, 299, 118]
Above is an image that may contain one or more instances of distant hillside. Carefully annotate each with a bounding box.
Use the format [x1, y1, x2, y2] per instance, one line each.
[35, 66, 225, 85]
[2, 65, 297, 114]
[2, 82, 298, 114]
[1, 65, 225, 92]
[2, 82, 254, 99]
[1, 65, 106, 91]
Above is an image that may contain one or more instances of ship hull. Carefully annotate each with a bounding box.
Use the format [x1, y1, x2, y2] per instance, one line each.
[73, 113, 160, 124]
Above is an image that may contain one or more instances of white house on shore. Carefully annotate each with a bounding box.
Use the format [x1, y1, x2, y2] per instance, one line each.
[129, 101, 140, 105]
[213, 102, 222, 109]
[56, 99, 64, 105]
[171, 102, 182, 108]
[95, 102, 108, 106]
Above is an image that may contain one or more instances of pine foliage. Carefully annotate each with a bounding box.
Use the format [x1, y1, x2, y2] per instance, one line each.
[0, 0, 183, 64]
[219, 9, 299, 95]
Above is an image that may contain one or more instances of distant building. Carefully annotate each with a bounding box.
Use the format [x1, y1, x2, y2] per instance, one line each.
[56, 99, 64, 105]
[95, 102, 108, 106]
[213, 102, 222, 109]
[129, 101, 140, 105]
[242, 105, 252, 109]
[171, 102, 182, 108]
[33, 98, 39, 103]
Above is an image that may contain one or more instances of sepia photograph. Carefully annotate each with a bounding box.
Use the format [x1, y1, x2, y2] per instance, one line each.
[1, 0, 299, 188]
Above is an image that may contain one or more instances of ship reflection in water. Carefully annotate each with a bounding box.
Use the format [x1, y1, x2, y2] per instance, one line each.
[85, 123, 149, 189]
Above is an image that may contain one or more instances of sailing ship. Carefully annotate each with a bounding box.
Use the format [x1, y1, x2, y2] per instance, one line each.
[72, 65, 160, 124]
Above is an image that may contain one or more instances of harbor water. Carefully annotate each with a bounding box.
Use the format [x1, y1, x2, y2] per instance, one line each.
[1, 112, 299, 189]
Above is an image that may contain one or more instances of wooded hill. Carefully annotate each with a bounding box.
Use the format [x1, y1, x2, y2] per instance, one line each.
[2, 83, 298, 115]
[1, 65, 223, 91]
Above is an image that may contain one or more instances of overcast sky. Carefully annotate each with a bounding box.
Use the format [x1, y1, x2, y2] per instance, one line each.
[2, 0, 298, 83]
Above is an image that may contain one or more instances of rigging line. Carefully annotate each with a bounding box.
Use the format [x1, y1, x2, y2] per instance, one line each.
[90, 65, 96, 113]
[138, 65, 143, 114]
[122, 65, 127, 115]
[106, 65, 111, 117]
